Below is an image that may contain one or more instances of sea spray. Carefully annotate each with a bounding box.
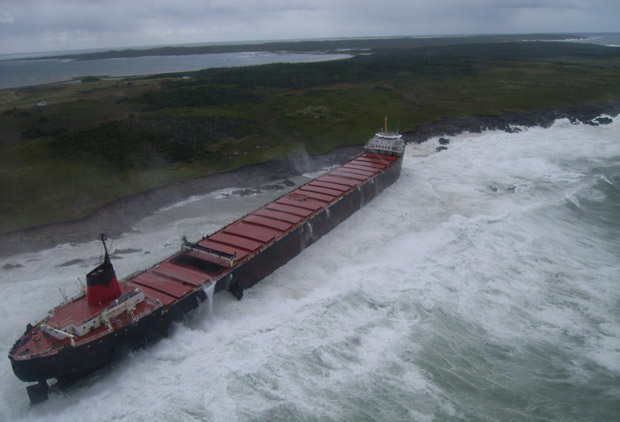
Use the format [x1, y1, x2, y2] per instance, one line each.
[0, 118, 618, 421]
[201, 282, 216, 320]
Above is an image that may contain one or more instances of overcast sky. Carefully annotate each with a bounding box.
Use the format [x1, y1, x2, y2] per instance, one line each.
[1, 0, 619, 54]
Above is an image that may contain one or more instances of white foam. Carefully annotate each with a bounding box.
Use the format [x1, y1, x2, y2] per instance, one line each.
[1, 117, 619, 420]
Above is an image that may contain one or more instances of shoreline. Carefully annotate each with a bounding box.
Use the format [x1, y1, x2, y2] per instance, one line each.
[1, 100, 619, 258]
[400, 100, 620, 143]
[0, 145, 363, 258]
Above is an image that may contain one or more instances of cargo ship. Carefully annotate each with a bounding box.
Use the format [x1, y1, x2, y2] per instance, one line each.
[9, 120, 405, 404]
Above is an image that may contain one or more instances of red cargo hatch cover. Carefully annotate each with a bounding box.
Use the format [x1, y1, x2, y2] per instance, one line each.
[276, 197, 323, 211]
[329, 169, 369, 182]
[295, 189, 334, 203]
[344, 162, 381, 173]
[125, 281, 176, 305]
[244, 214, 292, 232]
[355, 156, 389, 166]
[254, 208, 304, 224]
[301, 184, 342, 197]
[350, 159, 386, 170]
[341, 164, 377, 176]
[153, 261, 211, 287]
[308, 181, 349, 192]
[317, 175, 359, 188]
[364, 153, 398, 162]
[198, 239, 250, 259]
[224, 222, 278, 243]
[132, 272, 194, 298]
[205, 232, 261, 252]
[267, 202, 314, 217]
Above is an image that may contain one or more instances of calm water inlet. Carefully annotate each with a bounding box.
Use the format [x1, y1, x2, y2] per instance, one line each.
[0, 51, 352, 89]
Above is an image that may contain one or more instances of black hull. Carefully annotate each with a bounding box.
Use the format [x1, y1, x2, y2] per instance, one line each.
[10, 290, 206, 383]
[10, 154, 402, 384]
[217, 154, 403, 295]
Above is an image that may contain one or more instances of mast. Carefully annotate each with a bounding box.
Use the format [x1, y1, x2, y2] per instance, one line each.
[101, 234, 110, 262]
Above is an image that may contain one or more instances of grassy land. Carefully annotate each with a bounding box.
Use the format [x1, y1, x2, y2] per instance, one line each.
[1, 38, 620, 233]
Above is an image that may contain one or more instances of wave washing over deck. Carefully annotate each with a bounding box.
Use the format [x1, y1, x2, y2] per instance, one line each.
[0, 117, 619, 420]
[7, 126, 405, 404]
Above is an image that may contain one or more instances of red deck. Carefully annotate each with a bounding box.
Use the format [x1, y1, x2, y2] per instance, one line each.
[11, 152, 402, 368]
[49, 153, 399, 330]
[133, 272, 194, 299]
[153, 261, 212, 286]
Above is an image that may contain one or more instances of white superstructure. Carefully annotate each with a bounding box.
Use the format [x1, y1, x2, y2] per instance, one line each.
[364, 117, 405, 156]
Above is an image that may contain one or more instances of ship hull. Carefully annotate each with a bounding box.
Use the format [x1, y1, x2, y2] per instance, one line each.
[10, 153, 402, 386]
[10, 290, 206, 383]
[217, 153, 403, 295]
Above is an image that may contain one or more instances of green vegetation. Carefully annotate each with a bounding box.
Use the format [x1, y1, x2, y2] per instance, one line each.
[48, 116, 256, 168]
[1, 38, 619, 233]
[80, 76, 101, 83]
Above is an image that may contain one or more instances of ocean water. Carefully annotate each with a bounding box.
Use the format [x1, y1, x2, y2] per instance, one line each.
[0, 51, 352, 89]
[2, 33, 619, 90]
[577, 33, 620, 48]
[1, 118, 619, 421]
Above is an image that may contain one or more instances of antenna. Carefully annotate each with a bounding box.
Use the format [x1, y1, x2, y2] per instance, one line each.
[100, 233, 110, 262]
[77, 277, 86, 296]
[59, 287, 68, 304]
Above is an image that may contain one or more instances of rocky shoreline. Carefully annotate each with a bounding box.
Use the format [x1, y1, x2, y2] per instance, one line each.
[400, 100, 620, 143]
[1, 100, 618, 258]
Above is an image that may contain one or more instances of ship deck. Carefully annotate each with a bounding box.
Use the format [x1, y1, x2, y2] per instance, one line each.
[133, 152, 400, 301]
[63, 152, 398, 316]
[19, 152, 399, 357]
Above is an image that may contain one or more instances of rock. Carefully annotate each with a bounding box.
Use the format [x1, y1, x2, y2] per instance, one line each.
[594, 117, 613, 125]
[259, 184, 286, 192]
[401, 101, 620, 145]
[56, 259, 84, 267]
[113, 248, 143, 255]
[295, 106, 338, 120]
[232, 188, 258, 197]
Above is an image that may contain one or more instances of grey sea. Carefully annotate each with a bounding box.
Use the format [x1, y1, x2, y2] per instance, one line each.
[1, 117, 618, 421]
[0, 51, 352, 89]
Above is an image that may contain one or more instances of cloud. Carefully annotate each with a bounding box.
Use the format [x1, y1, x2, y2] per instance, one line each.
[0, 11, 15, 23]
[0, 0, 618, 54]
